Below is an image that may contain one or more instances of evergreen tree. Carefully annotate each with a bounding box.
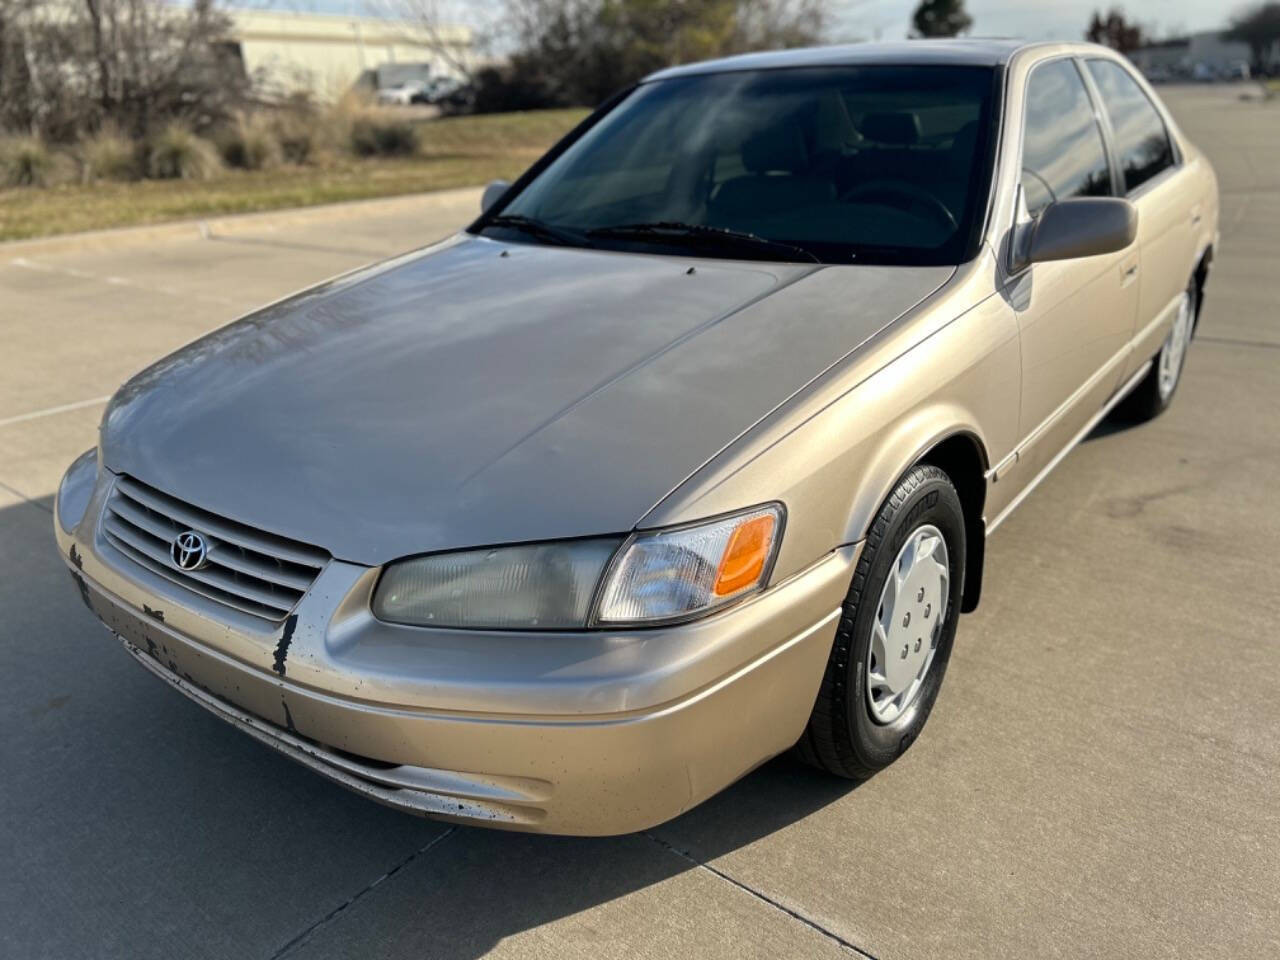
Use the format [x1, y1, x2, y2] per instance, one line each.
[911, 0, 973, 39]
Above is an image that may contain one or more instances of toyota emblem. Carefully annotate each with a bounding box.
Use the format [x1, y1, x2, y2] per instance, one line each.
[171, 530, 209, 571]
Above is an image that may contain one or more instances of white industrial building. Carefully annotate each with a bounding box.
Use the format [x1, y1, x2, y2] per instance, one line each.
[1129, 31, 1274, 79]
[225, 8, 474, 101]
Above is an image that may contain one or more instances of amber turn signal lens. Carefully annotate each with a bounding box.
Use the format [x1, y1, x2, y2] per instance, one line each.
[596, 503, 783, 624]
[713, 513, 777, 596]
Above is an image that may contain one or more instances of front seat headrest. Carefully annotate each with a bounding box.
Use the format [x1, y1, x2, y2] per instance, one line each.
[741, 122, 809, 174]
[859, 112, 922, 146]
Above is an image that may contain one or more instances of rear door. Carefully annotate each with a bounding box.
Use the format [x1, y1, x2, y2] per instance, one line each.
[1081, 57, 1197, 381]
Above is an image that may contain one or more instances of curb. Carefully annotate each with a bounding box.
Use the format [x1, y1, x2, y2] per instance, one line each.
[1, 186, 483, 258]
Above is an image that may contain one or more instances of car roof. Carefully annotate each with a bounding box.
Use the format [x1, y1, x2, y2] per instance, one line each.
[644, 39, 1057, 81]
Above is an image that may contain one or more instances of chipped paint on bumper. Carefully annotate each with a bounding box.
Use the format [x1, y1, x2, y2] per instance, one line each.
[56, 476, 856, 835]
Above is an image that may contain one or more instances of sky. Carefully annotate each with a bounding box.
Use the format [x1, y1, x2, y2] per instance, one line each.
[258, 0, 1234, 44]
[827, 0, 1230, 43]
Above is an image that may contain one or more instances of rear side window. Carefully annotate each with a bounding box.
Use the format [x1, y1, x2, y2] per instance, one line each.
[1021, 60, 1112, 217]
[1085, 59, 1176, 193]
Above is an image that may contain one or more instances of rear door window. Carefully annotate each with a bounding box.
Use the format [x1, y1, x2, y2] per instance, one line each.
[1021, 59, 1112, 217]
[1085, 59, 1176, 193]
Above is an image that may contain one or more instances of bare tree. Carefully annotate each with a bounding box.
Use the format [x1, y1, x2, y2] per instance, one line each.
[1225, 2, 1280, 70]
[0, 0, 70, 137]
[383, 0, 825, 107]
[372, 0, 508, 83]
[1085, 7, 1145, 54]
[736, 0, 827, 49]
[0, 0, 243, 140]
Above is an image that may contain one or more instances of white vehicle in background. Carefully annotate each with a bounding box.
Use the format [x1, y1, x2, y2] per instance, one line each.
[377, 81, 427, 106]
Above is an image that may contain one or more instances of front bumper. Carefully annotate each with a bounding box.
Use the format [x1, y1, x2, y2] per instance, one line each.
[57, 473, 857, 835]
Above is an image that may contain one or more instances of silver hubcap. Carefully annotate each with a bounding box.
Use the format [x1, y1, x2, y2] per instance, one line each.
[867, 524, 949, 724]
[1157, 292, 1193, 401]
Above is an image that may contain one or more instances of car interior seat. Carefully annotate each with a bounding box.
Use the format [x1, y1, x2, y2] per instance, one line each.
[710, 121, 836, 220]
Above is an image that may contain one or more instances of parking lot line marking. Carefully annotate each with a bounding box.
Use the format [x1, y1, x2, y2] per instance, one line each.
[0, 396, 111, 429]
[1198, 334, 1280, 351]
[9, 257, 243, 307]
[207, 232, 393, 259]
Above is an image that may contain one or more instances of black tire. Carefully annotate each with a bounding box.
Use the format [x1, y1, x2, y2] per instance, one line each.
[795, 464, 965, 780]
[1112, 277, 1198, 423]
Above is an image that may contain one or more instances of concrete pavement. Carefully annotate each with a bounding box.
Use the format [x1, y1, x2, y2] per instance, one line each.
[2, 85, 1277, 959]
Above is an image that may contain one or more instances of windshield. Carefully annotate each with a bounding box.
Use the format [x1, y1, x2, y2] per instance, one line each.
[476, 65, 998, 266]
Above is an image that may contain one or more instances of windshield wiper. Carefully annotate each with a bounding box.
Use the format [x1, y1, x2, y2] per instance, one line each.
[587, 221, 821, 264]
[481, 214, 587, 247]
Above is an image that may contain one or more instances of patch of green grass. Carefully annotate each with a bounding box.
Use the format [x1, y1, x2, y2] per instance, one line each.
[0, 108, 588, 243]
[418, 108, 587, 157]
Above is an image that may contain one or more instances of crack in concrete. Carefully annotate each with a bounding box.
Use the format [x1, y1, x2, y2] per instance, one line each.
[266, 827, 457, 959]
[644, 832, 878, 959]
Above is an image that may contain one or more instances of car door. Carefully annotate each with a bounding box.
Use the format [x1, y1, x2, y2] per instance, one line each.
[1001, 57, 1140, 489]
[1081, 57, 1197, 382]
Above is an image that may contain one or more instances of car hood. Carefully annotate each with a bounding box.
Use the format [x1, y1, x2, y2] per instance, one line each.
[102, 236, 952, 565]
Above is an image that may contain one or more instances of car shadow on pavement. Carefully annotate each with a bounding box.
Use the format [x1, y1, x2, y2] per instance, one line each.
[1082, 410, 1143, 443]
[291, 760, 862, 959]
[2, 494, 861, 959]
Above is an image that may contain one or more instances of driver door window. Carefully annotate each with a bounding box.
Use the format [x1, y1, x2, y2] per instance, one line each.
[1010, 58, 1138, 489]
[1021, 60, 1112, 217]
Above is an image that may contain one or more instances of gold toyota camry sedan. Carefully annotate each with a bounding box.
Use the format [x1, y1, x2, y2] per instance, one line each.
[55, 40, 1218, 834]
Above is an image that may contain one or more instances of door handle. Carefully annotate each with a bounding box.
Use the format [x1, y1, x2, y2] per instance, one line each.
[1121, 260, 1139, 286]
[1190, 206, 1203, 227]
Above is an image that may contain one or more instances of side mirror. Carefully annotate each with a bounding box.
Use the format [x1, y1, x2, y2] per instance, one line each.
[1021, 197, 1138, 267]
[481, 179, 511, 214]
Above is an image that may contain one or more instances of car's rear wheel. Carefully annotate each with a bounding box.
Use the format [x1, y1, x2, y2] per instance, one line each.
[795, 464, 965, 780]
[1114, 278, 1197, 422]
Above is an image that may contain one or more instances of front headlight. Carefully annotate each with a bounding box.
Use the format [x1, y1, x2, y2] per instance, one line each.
[373, 539, 621, 629]
[372, 503, 784, 630]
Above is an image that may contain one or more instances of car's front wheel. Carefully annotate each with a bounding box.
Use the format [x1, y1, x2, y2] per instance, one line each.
[795, 464, 965, 780]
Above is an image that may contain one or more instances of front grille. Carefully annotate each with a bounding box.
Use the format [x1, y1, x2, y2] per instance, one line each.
[102, 475, 329, 621]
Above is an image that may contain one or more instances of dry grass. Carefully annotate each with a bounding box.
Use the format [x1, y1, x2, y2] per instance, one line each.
[219, 113, 283, 171]
[0, 108, 587, 242]
[146, 123, 222, 180]
[418, 109, 586, 158]
[0, 136, 65, 187]
[78, 126, 138, 182]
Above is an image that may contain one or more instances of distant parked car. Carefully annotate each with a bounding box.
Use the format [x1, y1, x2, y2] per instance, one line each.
[435, 82, 477, 115]
[377, 81, 427, 106]
[57, 40, 1218, 836]
[418, 75, 464, 104]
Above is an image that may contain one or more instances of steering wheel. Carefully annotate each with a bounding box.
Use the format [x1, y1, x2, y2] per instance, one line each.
[839, 179, 958, 233]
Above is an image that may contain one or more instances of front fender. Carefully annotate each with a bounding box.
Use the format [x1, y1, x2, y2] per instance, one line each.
[643, 284, 1020, 586]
